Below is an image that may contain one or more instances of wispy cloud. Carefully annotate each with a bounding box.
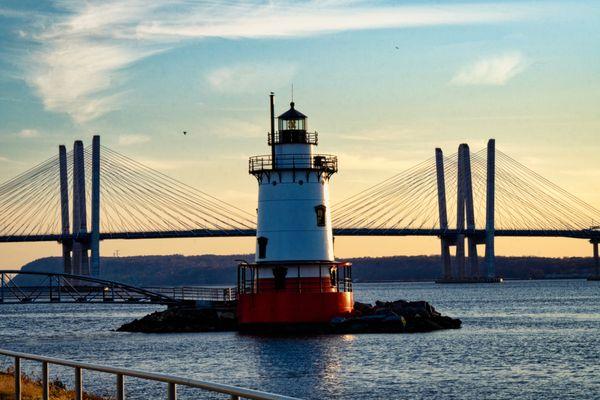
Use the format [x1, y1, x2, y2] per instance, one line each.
[117, 134, 151, 146]
[14, 1, 538, 122]
[207, 62, 296, 94]
[17, 128, 40, 138]
[451, 52, 529, 86]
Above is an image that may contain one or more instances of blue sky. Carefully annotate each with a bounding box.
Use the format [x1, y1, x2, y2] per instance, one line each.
[1, 1, 599, 266]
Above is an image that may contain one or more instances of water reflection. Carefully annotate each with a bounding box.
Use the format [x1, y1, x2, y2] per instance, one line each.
[0, 280, 598, 399]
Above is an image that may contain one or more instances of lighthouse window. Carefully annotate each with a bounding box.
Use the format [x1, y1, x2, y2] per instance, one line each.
[257, 236, 268, 259]
[315, 205, 326, 227]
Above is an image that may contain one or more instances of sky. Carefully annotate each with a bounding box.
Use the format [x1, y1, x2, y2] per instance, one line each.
[1, 0, 599, 268]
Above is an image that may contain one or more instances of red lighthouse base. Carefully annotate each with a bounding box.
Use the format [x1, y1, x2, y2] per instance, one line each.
[237, 262, 354, 329]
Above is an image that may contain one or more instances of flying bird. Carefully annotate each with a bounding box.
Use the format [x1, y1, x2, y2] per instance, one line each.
[183, 131, 188, 135]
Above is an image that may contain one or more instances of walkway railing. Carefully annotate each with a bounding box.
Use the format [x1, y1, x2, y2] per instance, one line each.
[0, 348, 299, 400]
[144, 286, 237, 302]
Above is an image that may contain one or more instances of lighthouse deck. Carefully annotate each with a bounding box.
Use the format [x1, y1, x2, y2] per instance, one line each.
[249, 154, 338, 174]
[237, 261, 352, 294]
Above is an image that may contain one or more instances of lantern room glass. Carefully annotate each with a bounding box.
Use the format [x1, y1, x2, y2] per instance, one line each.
[279, 118, 305, 131]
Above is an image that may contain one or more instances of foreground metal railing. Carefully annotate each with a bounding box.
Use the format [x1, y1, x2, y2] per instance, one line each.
[0, 349, 298, 400]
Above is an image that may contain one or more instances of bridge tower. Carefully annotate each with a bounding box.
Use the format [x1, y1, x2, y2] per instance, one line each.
[436, 140, 500, 283]
[71, 140, 89, 276]
[60, 136, 101, 277]
[237, 94, 353, 328]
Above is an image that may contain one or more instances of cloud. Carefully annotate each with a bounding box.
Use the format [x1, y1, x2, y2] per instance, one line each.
[0, 156, 10, 162]
[17, 129, 40, 138]
[117, 134, 151, 146]
[207, 62, 296, 94]
[451, 52, 529, 86]
[14, 1, 539, 122]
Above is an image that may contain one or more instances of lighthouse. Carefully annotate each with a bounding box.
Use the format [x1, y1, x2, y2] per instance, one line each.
[237, 94, 354, 328]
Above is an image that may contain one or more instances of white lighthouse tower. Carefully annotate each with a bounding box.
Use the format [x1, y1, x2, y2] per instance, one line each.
[237, 94, 353, 328]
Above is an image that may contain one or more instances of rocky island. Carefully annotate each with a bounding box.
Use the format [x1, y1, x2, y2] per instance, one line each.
[117, 299, 461, 334]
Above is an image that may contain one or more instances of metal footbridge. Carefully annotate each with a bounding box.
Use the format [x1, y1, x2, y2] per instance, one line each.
[0, 270, 235, 305]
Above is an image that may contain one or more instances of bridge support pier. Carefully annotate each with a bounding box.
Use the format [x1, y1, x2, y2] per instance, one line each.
[59, 145, 72, 274]
[463, 144, 479, 277]
[435, 148, 452, 279]
[90, 135, 101, 276]
[455, 144, 467, 279]
[484, 139, 496, 279]
[72, 140, 90, 276]
[590, 240, 600, 280]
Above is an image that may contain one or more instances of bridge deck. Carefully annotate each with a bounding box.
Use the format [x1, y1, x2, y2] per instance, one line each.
[1, 228, 598, 243]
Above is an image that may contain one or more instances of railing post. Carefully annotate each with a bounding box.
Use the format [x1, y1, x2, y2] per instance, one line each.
[74, 366, 83, 400]
[1, 272, 4, 303]
[116, 373, 125, 400]
[168, 382, 177, 400]
[231, 396, 240, 400]
[14, 356, 21, 400]
[319, 264, 322, 293]
[42, 361, 49, 400]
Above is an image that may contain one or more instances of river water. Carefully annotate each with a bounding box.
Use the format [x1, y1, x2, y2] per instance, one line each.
[1, 279, 598, 399]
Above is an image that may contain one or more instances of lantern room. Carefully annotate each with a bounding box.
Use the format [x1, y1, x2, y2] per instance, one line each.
[272, 102, 317, 145]
[278, 102, 306, 131]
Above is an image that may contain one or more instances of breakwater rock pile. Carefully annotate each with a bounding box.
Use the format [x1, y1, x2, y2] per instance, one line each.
[117, 307, 237, 333]
[117, 300, 460, 334]
[331, 300, 461, 333]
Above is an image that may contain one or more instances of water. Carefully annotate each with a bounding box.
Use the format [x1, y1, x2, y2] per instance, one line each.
[1, 280, 599, 399]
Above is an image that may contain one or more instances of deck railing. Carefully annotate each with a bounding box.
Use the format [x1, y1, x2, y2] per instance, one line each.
[144, 286, 237, 302]
[0, 348, 298, 400]
[248, 154, 338, 175]
[238, 262, 352, 295]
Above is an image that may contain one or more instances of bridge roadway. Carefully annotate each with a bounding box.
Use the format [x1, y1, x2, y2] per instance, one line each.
[1, 228, 599, 243]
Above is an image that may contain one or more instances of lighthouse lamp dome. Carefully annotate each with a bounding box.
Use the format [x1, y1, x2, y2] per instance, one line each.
[278, 102, 306, 132]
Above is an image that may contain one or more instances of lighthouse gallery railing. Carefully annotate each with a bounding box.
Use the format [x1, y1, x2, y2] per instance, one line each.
[237, 262, 352, 295]
[248, 154, 338, 174]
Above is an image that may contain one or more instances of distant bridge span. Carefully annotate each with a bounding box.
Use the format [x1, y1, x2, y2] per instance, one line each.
[1, 228, 599, 243]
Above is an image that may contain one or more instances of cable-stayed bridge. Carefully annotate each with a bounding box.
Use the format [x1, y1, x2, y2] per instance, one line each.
[1, 136, 599, 282]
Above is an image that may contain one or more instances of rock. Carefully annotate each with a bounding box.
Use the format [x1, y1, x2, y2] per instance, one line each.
[342, 299, 461, 333]
[117, 306, 237, 333]
[117, 299, 461, 334]
[353, 301, 374, 316]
